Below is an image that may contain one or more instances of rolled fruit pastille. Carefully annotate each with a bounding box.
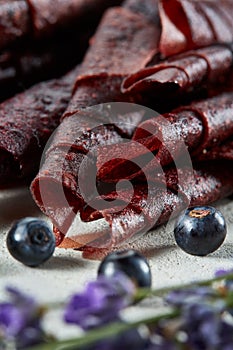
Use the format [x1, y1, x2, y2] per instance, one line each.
[30, 0, 233, 252]
[30, 105, 150, 244]
[0, 0, 123, 50]
[0, 65, 79, 185]
[64, 2, 160, 116]
[96, 91, 233, 182]
[122, 44, 233, 98]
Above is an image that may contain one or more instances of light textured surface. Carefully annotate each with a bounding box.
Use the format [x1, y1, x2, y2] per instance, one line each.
[0, 185, 233, 338]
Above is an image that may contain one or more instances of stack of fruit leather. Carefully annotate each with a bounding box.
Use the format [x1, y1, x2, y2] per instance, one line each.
[10, 0, 233, 253]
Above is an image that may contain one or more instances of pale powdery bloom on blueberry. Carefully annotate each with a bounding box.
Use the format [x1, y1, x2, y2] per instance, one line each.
[0, 287, 44, 349]
[64, 273, 135, 330]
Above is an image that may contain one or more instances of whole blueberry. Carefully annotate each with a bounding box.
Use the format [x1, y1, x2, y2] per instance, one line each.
[6, 217, 55, 267]
[174, 206, 227, 256]
[98, 249, 152, 288]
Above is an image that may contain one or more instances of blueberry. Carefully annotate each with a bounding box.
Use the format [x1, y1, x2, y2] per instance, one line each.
[174, 206, 227, 256]
[6, 217, 55, 267]
[98, 249, 152, 288]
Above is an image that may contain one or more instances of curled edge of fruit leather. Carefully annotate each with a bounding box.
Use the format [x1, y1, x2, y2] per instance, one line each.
[121, 44, 233, 96]
[159, 0, 233, 57]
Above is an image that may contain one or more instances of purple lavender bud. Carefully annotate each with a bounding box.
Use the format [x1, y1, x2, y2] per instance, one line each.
[6, 287, 35, 305]
[17, 320, 45, 349]
[64, 273, 135, 330]
[0, 303, 25, 337]
[0, 287, 44, 349]
[215, 269, 233, 277]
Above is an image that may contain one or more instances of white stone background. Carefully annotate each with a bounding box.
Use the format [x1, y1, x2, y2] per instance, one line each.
[0, 185, 233, 339]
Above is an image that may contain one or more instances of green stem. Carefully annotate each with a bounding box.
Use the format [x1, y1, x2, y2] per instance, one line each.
[43, 301, 65, 310]
[134, 272, 233, 300]
[29, 310, 179, 350]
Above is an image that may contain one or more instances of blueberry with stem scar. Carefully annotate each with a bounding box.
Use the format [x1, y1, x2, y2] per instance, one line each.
[174, 206, 227, 256]
[7, 217, 55, 267]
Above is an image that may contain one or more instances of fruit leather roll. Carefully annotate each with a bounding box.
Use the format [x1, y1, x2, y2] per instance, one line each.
[159, 0, 233, 57]
[53, 161, 233, 249]
[0, 65, 79, 185]
[30, 105, 147, 236]
[64, 2, 161, 116]
[122, 44, 233, 100]
[96, 92, 233, 182]
[0, 0, 124, 51]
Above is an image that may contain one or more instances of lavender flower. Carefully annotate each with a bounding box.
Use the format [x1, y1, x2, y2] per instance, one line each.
[0, 303, 24, 337]
[215, 269, 233, 278]
[0, 287, 44, 349]
[64, 273, 135, 330]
